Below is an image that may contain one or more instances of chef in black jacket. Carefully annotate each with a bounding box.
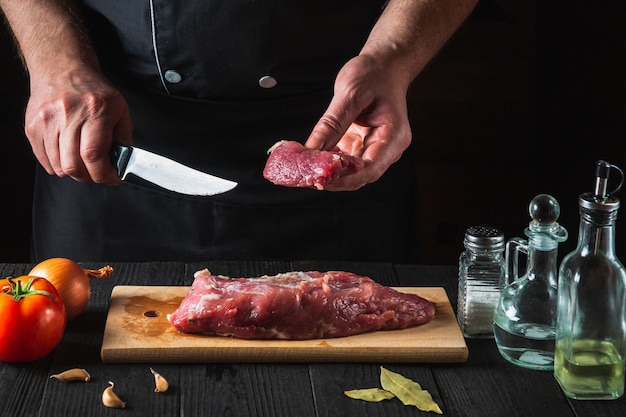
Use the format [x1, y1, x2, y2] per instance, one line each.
[0, 0, 478, 262]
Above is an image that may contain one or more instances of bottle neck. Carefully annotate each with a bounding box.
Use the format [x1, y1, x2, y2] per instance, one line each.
[525, 235, 560, 285]
[576, 208, 618, 258]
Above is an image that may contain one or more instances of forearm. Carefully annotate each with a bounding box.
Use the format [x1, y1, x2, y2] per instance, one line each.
[363, 0, 479, 89]
[0, 0, 98, 78]
[1, 0, 130, 185]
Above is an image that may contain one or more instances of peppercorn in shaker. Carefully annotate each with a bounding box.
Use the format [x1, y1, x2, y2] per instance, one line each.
[457, 226, 506, 338]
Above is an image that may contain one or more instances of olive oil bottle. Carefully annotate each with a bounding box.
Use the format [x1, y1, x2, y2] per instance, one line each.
[554, 160, 626, 400]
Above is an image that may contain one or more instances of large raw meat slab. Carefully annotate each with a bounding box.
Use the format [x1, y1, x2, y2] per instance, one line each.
[168, 270, 435, 339]
[101, 285, 468, 363]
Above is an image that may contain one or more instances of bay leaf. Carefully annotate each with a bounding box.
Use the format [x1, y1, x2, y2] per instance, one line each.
[344, 388, 395, 402]
[379, 366, 443, 414]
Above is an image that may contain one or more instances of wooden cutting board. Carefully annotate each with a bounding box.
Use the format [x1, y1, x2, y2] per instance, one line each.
[100, 286, 468, 363]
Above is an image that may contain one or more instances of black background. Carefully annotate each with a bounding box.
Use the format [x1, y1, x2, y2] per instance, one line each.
[1, 1, 625, 264]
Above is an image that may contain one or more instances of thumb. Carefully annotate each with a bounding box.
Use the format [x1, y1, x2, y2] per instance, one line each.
[305, 94, 358, 151]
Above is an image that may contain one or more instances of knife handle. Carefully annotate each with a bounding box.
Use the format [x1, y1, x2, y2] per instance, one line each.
[110, 144, 132, 178]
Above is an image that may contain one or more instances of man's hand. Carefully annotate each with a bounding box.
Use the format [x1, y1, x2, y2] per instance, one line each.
[0, 0, 134, 185]
[305, 54, 412, 191]
[304, 0, 478, 192]
[25, 65, 133, 184]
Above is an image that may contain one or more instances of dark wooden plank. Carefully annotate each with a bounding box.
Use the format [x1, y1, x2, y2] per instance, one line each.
[4, 261, 626, 417]
[0, 263, 32, 278]
[568, 394, 626, 417]
[430, 339, 575, 417]
[0, 358, 52, 417]
[309, 363, 440, 417]
[179, 363, 315, 416]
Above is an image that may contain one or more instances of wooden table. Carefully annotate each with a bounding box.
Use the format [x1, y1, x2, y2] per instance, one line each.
[1, 261, 625, 417]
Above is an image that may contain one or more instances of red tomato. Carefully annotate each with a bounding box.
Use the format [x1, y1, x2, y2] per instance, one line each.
[0, 276, 67, 362]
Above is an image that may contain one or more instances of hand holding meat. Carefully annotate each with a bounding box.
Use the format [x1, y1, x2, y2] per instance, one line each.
[302, 54, 413, 191]
[25, 64, 132, 185]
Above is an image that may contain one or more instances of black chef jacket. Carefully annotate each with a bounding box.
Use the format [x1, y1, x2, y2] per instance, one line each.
[31, 1, 420, 263]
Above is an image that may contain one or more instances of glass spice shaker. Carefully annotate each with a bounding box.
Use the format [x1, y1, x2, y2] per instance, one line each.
[554, 160, 626, 400]
[457, 226, 506, 338]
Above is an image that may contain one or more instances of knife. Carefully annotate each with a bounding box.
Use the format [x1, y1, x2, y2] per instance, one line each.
[110, 144, 237, 196]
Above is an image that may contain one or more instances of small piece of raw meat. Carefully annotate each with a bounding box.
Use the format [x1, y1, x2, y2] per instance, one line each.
[168, 269, 435, 340]
[263, 140, 364, 189]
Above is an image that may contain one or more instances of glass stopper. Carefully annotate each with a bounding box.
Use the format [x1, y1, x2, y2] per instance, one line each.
[529, 194, 559, 226]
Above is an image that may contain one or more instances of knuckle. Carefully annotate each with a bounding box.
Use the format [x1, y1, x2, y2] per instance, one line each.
[80, 146, 102, 163]
[82, 92, 106, 115]
[24, 121, 37, 139]
[318, 113, 343, 135]
[61, 164, 80, 178]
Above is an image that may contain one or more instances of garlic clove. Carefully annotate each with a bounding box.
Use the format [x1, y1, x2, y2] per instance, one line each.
[102, 381, 126, 409]
[50, 368, 91, 382]
[150, 367, 169, 393]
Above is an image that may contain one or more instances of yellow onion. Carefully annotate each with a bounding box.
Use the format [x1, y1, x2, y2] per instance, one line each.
[29, 258, 113, 320]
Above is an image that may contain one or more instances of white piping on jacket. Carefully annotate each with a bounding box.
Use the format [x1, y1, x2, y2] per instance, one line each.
[149, 0, 170, 94]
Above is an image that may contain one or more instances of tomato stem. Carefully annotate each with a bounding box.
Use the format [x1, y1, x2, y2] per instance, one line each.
[2, 277, 56, 302]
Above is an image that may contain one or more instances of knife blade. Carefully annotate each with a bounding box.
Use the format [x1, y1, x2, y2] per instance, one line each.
[110, 144, 237, 196]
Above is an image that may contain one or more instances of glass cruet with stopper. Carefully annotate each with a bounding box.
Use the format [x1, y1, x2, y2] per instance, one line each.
[554, 160, 626, 400]
[493, 194, 568, 370]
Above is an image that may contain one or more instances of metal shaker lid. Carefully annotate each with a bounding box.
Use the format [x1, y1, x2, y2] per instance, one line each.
[464, 226, 505, 250]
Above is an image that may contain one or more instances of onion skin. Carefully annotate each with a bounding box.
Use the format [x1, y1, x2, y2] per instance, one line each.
[29, 258, 113, 320]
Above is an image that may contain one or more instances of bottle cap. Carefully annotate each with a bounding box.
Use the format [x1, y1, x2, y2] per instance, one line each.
[580, 160, 622, 212]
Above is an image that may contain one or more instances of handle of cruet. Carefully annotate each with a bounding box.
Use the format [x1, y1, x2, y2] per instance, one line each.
[505, 237, 528, 285]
